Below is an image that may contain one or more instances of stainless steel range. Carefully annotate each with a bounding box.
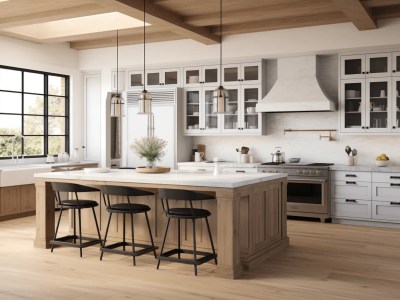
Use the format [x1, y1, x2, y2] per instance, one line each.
[258, 162, 333, 222]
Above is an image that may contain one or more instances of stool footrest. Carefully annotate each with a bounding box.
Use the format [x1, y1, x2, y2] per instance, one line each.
[51, 235, 102, 248]
[101, 242, 157, 257]
[158, 248, 217, 265]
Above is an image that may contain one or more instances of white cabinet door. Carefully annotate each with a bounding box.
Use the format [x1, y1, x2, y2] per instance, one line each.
[340, 79, 366, 133]
[366, 77, 391, 133]
[330, 180, 372, 200]
[392, 51, 400, 77]
[392, 77, 400, 132]
[332, 198, 371, 219]
[366, 52, 391, 78]
[83, 73, 101, 161]
[372, 182, 400, 201]
[127, 70, 144, 90]
[340, 54, 365, 79]
[372, 200, 400, 222]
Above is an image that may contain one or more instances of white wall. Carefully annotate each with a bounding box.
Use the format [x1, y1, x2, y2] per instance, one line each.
[78, 18, 400, 166]
[0, 35, 82, 161]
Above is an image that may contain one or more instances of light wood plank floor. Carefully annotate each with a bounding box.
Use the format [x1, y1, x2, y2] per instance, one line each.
[0, 215, 399, 300]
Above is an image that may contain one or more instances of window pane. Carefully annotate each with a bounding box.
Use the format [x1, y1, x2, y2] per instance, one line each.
[24, 136, 44, 156]
[48, 136, 65, 155]
[0, 92, 22, 113]
[48, 76, 65, 96]
[24, 72, 44, 94]
[24, 94, 44, 115]
[49, 96, 65, 116]
[48, 117, 65, 135]
[0, 115, 21, 135]
[0, 68, 22, 91]
[0, 136, 17, 157]
[24, 116, 44, 134]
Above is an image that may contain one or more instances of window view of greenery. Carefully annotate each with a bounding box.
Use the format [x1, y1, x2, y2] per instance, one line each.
[0, 66, 69, 158]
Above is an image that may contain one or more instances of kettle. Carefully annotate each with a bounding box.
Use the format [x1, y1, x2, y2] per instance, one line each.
[271, 147, 285, 164]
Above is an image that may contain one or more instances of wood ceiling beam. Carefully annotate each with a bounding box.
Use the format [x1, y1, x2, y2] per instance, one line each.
[0, 3, 108, 30]
[70, 31, 182, 50]
[214, 12, 348, 36]
[331, 0, 377, 30]
[185, 0, 338, 27]
[373, 4, 400, 19]
[91, 0, 219, 45]
[364, 0, 400, 8]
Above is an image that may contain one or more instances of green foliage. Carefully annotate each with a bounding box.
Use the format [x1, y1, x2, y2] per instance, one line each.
[130, 137, 168, 165]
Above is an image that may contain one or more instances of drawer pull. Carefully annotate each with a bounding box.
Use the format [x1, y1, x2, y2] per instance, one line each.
[390, 202, 400, 205]
[390, 176, 400, 179]
[345, 174, 357, 177]
[236, 170, 245, 173]
[390, 183, 400, 187]
[197, 168, 206, 171]
[345, 181, 356, 184]
[345, 199, 357, 203]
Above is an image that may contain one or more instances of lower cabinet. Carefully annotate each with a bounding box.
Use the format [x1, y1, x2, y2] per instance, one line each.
[331, 198, 371, 219]
[0, 184, 36, 220]
[372, 200, 400, 222]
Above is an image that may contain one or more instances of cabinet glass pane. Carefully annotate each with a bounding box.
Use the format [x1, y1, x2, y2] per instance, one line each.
[186, 70, 200, 84]
[369, 57, 388, 74]
[204, 90, 218, 129]
[396, 81, 400, 128]
[344, 59, 362, 76]
[204, 68, 218, 84]
[344, 82, 362, 128]
[369, 81, 388, 129]
[224, 88, 238, 129]
[244, 88, 258, 129]
[224, 67, 238, 82]
[396, 55, 400, 73]
[165, 71, 178, 85]
[243, 66, 258, 81]
[186, 90, 199, 129]
[130, 74, 143, 87]
[147, 73, 160, 85]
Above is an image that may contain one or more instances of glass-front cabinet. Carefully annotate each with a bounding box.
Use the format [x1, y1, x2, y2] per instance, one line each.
[393, 78, 400, 132]
[127, 70, 144, 89]
[183, 65, 219, 87]
[222, 62, 261, 85]
[392, 52, 400, 77]
[146, 68, 180, 87]
[366, 78, 391, 133]
[341, 80, 364, 132]
[341, 53, 391, 79]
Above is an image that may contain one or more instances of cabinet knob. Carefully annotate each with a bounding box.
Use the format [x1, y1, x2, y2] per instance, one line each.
[393, 70, 396, 73]
[361, 126, 365, 129]
[362, 72, 365, 74]
[366, 71, 369, 74]
[393, 126, 396, 129]
[366, 126, 369, 129]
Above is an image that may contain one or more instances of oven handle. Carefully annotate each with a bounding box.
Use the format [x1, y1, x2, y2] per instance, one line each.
[288, 177, 327, 183]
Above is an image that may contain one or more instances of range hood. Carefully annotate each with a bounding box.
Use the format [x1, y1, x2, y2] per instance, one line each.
[256, 55, 335, 112]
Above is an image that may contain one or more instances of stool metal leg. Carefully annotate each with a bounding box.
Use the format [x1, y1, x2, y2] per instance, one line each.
[73, 209, 76, 244]
[205, 217, 217, 265]
[130, 213, 136, 266]
[144, 211, 157, 258]
[123, 214, 126, 251]
[192, 219, 197, 276]
[177, 218, 181, 259]
[157, 217, 171, 270]
[78, 208, 83, 257]
[51, 207, 63, 252]
[92, 207, 102, 242]
[100, 212, 112, 261]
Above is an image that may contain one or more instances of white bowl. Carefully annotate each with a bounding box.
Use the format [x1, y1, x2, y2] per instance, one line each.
[288, 158, 301, 163]
[375, 160, 389, 167]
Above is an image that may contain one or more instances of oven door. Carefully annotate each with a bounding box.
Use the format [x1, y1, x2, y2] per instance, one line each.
[286, 177, 329, 214]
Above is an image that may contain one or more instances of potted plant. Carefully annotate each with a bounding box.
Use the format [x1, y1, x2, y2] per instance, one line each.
[130, 136, 167, 168]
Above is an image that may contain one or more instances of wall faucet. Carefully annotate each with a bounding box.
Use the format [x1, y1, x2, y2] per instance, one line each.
[11, 135, 25, 163]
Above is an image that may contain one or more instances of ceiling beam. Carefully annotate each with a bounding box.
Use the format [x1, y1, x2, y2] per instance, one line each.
[0, 3, 108, 30]
[364, 0, 400, 8]
[214, 12, 348, 35]
[91, 0, 219, 45]
[373, 4, 400, 19]
[70, 31, 183, 50]
[331, 0, 377, 30]
[185, 0, 338, 27]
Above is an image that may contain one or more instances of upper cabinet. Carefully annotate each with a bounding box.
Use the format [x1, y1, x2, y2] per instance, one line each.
[127, 69, 144, 90]
[222, 62, 261, 85]
[183, 65, 220, 87]
[146, 67, 180, 88]
[111, 70, 125, 92]
[340, 53, 391, 79]
[392, 52, 400, 77]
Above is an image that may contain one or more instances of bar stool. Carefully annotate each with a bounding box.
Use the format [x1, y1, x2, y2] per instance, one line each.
[100, 185, 157, 265]
[157, 188, 217, 276]
[51, 182, 102, 257]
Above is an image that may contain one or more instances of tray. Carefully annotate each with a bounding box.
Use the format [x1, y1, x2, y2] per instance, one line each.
[136, 166, 171, 173]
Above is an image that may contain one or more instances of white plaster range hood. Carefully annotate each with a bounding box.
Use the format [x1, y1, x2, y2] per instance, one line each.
[256, 55, 335, 112]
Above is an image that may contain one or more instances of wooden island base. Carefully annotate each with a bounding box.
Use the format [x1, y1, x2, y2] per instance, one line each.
[34, 171, 288, 279]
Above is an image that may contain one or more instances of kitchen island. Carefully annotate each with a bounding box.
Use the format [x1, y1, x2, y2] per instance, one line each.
[34, 169, 288, 279]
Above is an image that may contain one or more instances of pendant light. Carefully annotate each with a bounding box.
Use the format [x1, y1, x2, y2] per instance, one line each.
[213, 0, 229, 114]
[138, 0, 152, 114]
[111, 30, 125, 117]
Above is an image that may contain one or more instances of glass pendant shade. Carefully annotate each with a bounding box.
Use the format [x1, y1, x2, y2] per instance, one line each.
[138, 89, 152, 114]
[213, 85, 229, 114]
[111, 94, 125, 117]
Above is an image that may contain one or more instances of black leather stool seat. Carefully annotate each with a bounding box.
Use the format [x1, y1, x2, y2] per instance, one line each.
[100, 185, 157, 265]
[157, 188, 217, 276]
[50, 182, 102, 257]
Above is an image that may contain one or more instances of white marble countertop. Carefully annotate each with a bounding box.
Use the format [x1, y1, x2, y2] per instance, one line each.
[329, 164, 400, 172]
[0, 161, 97, 170]
[35, 169, 286, 188]
[177, 162, 259, 168]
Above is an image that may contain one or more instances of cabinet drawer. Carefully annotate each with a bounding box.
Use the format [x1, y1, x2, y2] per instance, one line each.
[372, 182, 400, 201]
[178, 165, 214, 172]
[372, 200, 400, 222]
[372, 172, 400, 183]
[331, 171, 371, 182]
[331, 180, 372, 200]
[332, 198, 371, 219]
[224, 167, 258, 173]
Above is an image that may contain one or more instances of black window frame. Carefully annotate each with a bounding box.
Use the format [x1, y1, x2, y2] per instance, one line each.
[0, 65, 70, 159]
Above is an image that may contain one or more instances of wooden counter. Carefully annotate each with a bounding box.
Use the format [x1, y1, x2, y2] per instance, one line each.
[34, 170, 288, 279]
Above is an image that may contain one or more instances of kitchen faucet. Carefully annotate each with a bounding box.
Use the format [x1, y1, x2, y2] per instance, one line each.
[11, 135, 25, 163]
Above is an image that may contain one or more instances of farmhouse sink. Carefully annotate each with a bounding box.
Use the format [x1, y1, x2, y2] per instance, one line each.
[0, 164, 52, 187]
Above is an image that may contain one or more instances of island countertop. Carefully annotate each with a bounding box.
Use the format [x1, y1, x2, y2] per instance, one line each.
[34, 169, 287, 188]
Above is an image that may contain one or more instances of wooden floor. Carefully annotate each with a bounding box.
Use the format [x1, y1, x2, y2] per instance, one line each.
[0, 215, 400, 300]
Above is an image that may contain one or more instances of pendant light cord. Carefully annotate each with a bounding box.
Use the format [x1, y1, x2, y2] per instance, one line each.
[143, 0, 146, 91]
[219, 0, 222, 86]
[116, 29, 119, 95]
